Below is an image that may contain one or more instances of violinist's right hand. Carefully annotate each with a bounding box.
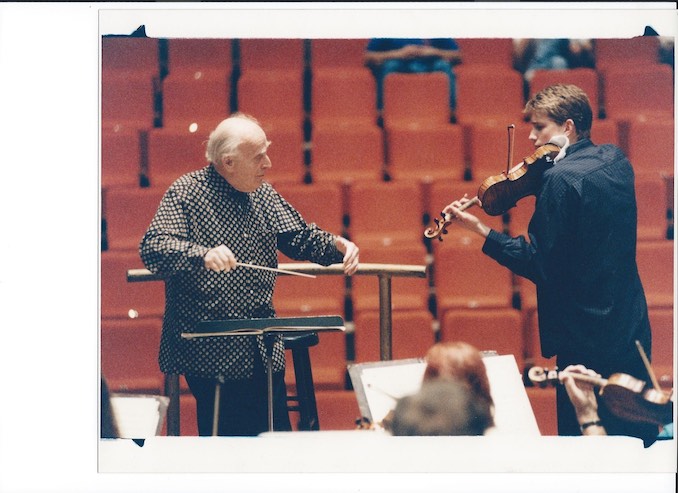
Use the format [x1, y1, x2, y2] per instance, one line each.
[204, 244, 237, 273]
[442, 195, 491, 238]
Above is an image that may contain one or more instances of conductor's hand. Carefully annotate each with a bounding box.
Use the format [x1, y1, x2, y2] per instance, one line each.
[442, 195, 491, 238]
[204, 245, 237, 273]
[335, 236, 360, 276]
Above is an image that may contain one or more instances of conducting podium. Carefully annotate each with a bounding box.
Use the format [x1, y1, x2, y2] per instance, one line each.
[182, 315, 346, 435]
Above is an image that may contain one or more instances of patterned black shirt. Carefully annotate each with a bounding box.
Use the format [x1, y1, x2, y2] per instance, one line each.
[140, 164, 343, 379]
[482, 139, 651, 370]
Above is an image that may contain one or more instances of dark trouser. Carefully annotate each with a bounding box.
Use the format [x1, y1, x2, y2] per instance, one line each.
[555, 354, 659, 444]
[185, 368, 292, 437]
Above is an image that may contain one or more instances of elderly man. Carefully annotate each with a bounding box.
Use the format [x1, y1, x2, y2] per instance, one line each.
[140, 113, 359, 436]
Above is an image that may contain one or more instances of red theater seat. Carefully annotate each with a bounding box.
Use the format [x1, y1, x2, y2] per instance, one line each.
[101, 127, 142, 189]
[101, 250, 165, 320]
[160, 71, 230, 131]
[440, 308, 524, 370]
[311, 68, 377, 129]
[594, 37, 661, 71]
[310, 39, 369, 71]
[104, 186, 166, 251]
[648, 307, 674, 389]
[625, 119, 674, 176]
[602, 64, 673, 123]
[529, 68, 600, 118]
[525, 387, 557, 436]
[239, 39, 304, 73]
[456, 38, 514, 70]
[348, 180, 424, 249]
[315, 390, 362, 430]
[433, 230, 514, 315]
[353, 309, 435, 364]
[101, 317, 164, 394]
[636, 239, 674, 309]
[456, 66, 524, 125]
[146, 126, 211, 188]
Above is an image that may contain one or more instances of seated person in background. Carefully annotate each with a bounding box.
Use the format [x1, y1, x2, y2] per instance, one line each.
[390, 379, 493, 436]
[364, 38, 461, 121]
[513, 38, 594, 83]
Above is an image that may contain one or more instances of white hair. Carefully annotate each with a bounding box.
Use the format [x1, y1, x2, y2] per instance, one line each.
[205, 113, 262, 164]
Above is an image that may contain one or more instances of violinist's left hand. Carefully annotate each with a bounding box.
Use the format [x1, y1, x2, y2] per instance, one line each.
[443, 195, 491, 238]
[335, 236, 360, 276]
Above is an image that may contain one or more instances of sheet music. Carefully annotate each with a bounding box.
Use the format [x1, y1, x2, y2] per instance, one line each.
[360, 362, 427, 424]
[109, 395, 168, 438]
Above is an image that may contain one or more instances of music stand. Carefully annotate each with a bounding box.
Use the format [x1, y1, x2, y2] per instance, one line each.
[182, 315, 345, 435]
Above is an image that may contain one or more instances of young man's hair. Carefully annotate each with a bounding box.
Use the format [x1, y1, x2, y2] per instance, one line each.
[524, 84, 593, 140]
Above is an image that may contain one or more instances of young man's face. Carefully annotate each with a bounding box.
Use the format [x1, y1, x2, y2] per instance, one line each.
[528, 111, 571, 148]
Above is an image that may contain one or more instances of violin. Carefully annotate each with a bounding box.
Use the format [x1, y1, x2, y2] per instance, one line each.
[528, 366, 674, 427]
[424, 125, 564, 241]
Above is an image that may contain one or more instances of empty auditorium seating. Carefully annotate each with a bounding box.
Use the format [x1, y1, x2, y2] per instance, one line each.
[386, 123, 465, 183]
[310, 124, 384, 185]
[315, 390, 361, 430]
[146, 126, 211, 188]
[101, 37, 160, 131]
[348, 180, 425, 249]
[351, 244, 430, 315]
[160, 71, 231, 131]
[433, 230, 515, 316]
[529, 68, 600, 118]
[101, 250, 165, 320]
[238, 38, 305, 73]
[353, 309, 435, 364]
[625, 119, 674, 176]
[440, 308, 524, 370]
[456, 38, 515, 70]
[506, 195, 536, 239]
[525, 386, 557, 435]
[383, 72, 451, 127]
[101, 127, 142, 189]
[427, 179, 505, 237]
[165, 38, 232, 76]
[273, 271, 346, 319]
[102, 37, 160, 77]
[636, 173, 670, 241]
[636, 239, 674, 309]
[273, 181, 344, 233]
[594, 37, 661, 71]
[262, 123, 307, 184]
[102, 73, 157, 131]
[310, 38, 369, 71]
[589, 118, 619, 147]
[456, 67, 524, 125]
[601, 64, 673, 123]
[463, 120, 536, 182]
[104, 186, 166, 251]
[238, 70, 305, 127]
[311, 68, 377, 129]
[648, 307, 674, 389]
[101, 317, 164, 394]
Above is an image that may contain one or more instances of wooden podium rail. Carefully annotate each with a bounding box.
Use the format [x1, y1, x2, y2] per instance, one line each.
[127, 262, 427, 361]
[127, 262, 427, 435]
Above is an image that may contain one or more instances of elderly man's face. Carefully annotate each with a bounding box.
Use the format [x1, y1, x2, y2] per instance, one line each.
[226, 127, 272, 192]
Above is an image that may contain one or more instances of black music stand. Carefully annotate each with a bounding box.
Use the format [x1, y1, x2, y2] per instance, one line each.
[182, 315, 345, 435]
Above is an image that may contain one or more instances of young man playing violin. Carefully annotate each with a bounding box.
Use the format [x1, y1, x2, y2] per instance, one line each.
[444, 84, 656, 442]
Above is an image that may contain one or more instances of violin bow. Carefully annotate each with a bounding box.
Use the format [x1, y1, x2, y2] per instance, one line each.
[506, 124, 516, 174]
[634, 340, 663, 394]
[234, 262, 316, 278]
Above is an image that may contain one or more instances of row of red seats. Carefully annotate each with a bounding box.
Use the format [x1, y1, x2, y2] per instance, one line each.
[102, 37, 669, 133]
[102, 37, 673, 187]
[102, 233, 673, 391]
[101, 36, 667, 81]
[101, 175, 674, 259]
